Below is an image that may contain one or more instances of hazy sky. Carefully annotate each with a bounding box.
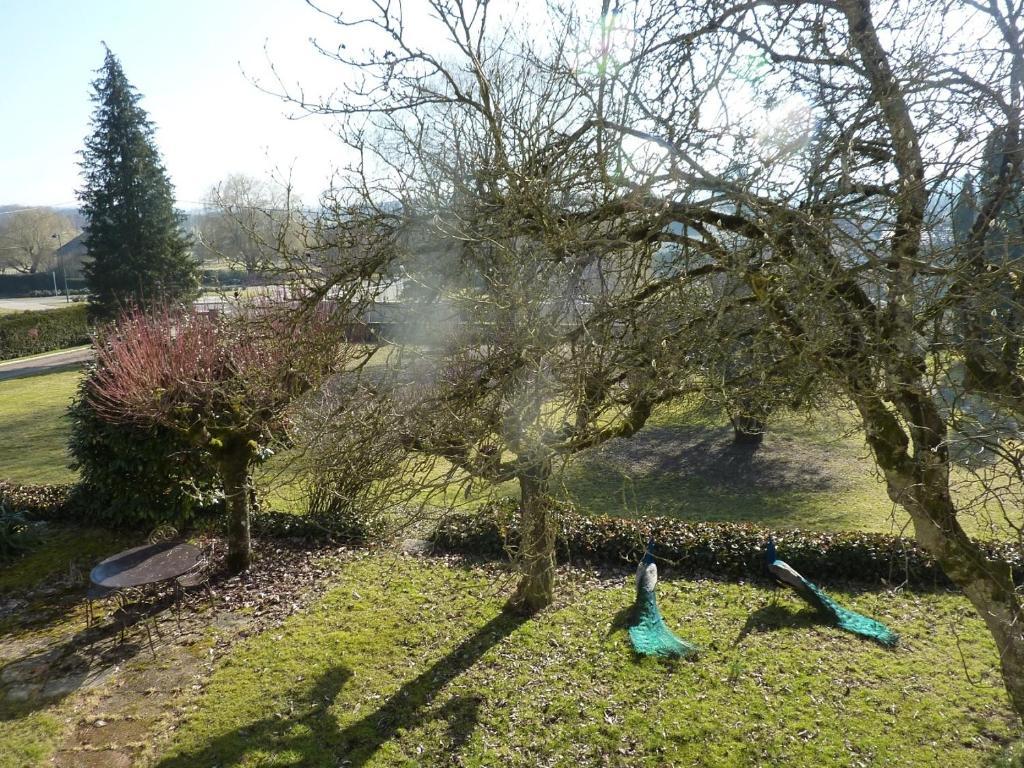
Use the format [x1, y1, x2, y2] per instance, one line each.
[0, 0, 359, 210]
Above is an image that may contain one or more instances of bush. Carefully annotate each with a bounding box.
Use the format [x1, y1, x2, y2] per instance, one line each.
[431, 500, 1024, 589]
[0, 481, 72, 519]
[0, 305, 92, 361]
[0, 274, 88, 299]
[0, 503, 42, 562]
[68, 370, 223, 528]
[300, 474, 387, 543]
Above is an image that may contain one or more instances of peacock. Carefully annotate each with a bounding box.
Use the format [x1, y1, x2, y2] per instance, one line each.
[627, 540, 699, 658]
[764, 539, 898, 647]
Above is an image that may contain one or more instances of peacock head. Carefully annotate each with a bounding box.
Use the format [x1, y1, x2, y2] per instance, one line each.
[642, 537, 655, 566]
[764, 538, 777, 564]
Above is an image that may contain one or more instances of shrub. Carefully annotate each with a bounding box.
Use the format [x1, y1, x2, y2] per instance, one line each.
[0, 481, 72, 519]
[68, 369, 223, 528]
[0, 502, 41, 562]
[0, 305, 91, 361]
[302, 476, 386, 543]
[432, 500, 1024, 589]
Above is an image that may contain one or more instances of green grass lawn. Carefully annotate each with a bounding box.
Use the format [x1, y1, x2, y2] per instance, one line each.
[562, 401, 1012, 539]
[154, 556, 1015, 767]
[0, 367, 1011, 541]
[563, 403, 899, 532]
[0, 369, 81, 484]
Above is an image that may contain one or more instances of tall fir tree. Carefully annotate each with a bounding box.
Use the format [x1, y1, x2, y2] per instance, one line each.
[78, 46, 199, 318]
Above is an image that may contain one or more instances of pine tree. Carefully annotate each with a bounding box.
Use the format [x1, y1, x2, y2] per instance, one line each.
[78, 46, 199, 318]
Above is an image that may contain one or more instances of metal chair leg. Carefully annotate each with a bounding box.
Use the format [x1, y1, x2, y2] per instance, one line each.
[143, 620, 156, 658]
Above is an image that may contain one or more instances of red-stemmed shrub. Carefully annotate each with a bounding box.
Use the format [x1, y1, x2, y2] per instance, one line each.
[86, 305, 341, 572]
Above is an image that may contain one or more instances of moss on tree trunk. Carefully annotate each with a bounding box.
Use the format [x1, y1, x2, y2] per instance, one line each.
[218, 448, 253, 574]
[856, 387, 1024, 719]
[510, 459, 555, 614]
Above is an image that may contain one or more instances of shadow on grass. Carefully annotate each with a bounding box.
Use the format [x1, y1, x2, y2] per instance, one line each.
[733, 602, 824, 645]
[583, 425, 840, 493]
[156, 608, 529, 768]
[565, 423, 870, 527]
[606, 603, 633, 638]
[0, 590, 174, 720]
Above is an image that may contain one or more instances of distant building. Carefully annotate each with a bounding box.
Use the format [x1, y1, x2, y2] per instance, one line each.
[54, 233, 87, 277]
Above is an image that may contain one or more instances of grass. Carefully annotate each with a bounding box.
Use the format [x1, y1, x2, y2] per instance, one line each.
[0, 712, 63, 768]
[563, 400, 1015, 539]
[0, 368, 1008, 540]
[0, 525, 131, 594]
[155, 556, 1016, 767]
[0, 525, 137, 768]
[0, 369, 81, 485]
[563, 403, 901, 532]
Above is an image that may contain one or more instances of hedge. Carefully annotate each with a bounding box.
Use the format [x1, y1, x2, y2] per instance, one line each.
[431, 500, 1024, 590]
[0, 305, 91, 361]
[0, 481, 376, 544]
[0, 482, 73, 519]
[0, 274, 88, 299]
[7, 478, 1019, 591]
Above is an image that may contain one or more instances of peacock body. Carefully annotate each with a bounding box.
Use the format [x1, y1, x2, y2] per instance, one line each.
[764, 539, 898, 647]
[628, 541, 698, 658]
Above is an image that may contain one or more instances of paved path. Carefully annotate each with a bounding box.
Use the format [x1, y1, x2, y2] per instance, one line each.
[0, 347, 92, 381]
[0, 296, 76, 312]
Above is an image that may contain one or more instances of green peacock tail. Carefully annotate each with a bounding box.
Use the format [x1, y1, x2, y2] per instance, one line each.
[628, 589, 699, 658]
[802, 579, 899, 647]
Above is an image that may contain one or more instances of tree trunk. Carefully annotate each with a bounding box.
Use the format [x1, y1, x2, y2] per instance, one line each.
[855, 390, 1024, 717]
[510, 458, 556, 614]
[910, 501, 1024, 715]
[731, 414, 765, 447]
[219, 450, 252, 574]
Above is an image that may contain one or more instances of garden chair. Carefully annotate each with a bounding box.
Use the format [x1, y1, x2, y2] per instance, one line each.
[110, 589, 161, 657]
[85, 582, 117, 630]
[173, 540, 216, 630]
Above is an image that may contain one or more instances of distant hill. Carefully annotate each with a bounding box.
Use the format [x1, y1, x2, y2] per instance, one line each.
[0, 204, 86, 230]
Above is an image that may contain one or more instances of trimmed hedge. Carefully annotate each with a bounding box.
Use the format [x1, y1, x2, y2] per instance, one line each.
[0, 481, 72, 519]
[0, 274, 88, 299]
[432, 500, 1024, 590]
[0, 305, 91, 361]
[8, 477, 1020, 592]
[0, 480, 377, 544]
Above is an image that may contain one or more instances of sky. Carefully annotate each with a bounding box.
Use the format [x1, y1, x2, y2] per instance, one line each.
[0, 0, 361, 210]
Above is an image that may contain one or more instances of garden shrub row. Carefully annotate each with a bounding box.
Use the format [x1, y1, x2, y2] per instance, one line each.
[0, 304, 91, 360]
[8, 477, 1018, 590]
[0, 481, 72, 519]
[0, 274, 88, 299]
[431, 499, 1024, 590]
[0, 479, 377, 545]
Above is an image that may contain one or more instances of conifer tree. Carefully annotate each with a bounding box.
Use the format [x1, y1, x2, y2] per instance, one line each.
[78, 46, 199, 318]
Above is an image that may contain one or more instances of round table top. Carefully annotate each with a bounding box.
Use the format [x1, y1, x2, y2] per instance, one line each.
[90, 541, 203, 589]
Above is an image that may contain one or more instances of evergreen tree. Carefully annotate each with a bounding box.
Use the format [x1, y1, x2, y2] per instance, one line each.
[78, 46, 199, 318]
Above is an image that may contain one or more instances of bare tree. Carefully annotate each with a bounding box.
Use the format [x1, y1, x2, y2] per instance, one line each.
[0, 207, 77, 274]
[583, 0, 1024, 714]
[271, 0, 1024, 715]
[271, 1, 728, 612]
[197, 174, 301, 276]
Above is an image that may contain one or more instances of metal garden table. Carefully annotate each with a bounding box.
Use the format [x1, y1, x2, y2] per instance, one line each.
[90, 541, 203, 589]
[88, 541, 204, 650]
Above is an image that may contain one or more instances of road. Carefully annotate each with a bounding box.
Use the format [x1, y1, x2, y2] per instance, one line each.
[0, 296, 78, 313]
[0, 347, 93, 381]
